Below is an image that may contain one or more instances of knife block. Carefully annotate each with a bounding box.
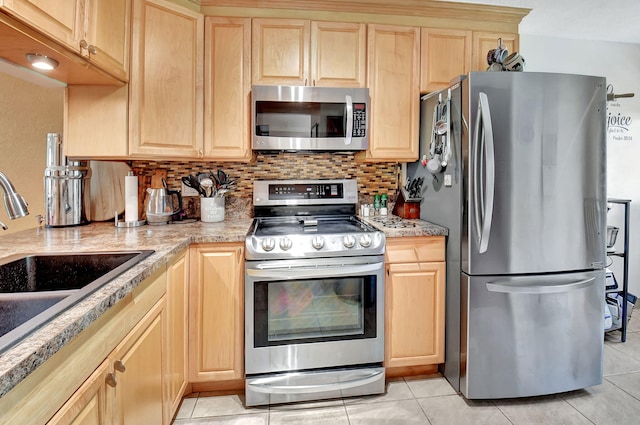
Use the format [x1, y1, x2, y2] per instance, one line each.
[393, 189, 421, 219]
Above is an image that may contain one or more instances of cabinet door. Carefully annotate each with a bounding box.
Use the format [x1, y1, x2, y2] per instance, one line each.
[112, 298, 165, 425]
[189, 244, 244, 382]
[1, 0, 82, 51]
[471, 32, 518, 72]
[252, 18, 309, 85]
[129, 0, 203, 158]
[420, 28, 471, 92]
[203, 16, 252, 161]
[363, 24, 420, 161]
[166, 250, 189, 419]
[311, 21, 366, 88]
[82, 0, 131, 82]
[46, 360, 111, 425]
[385, 261, 446, 368]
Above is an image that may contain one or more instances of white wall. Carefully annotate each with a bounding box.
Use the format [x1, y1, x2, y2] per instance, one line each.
[520, 34, 640, 295]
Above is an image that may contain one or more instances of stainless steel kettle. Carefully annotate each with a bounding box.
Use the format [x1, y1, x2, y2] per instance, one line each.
[145, 183, 182, 225]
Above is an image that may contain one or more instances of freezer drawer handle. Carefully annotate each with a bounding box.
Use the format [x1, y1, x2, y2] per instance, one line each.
[473, 92, 495, 254]
[486, 277, 595, 294]
[247, 369, 383, 395]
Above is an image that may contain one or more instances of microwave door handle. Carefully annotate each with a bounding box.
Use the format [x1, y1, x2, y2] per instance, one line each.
[345, 94, 353, 145]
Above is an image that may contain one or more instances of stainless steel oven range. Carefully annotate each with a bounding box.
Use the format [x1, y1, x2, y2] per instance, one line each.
[245, 179, 386, 406]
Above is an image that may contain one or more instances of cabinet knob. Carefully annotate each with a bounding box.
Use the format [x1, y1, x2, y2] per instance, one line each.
[105, 372, 117, 387]
[79, 39, 98, 55]
[114, 360, 126, 373]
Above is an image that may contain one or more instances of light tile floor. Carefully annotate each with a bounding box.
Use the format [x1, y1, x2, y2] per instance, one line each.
[172, 313, 640, 425]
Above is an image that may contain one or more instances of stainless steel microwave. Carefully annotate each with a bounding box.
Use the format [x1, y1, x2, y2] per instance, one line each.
[251, 85, 369, 151]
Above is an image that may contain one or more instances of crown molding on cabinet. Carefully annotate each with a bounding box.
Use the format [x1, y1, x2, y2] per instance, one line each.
[199, 0, 530, 26]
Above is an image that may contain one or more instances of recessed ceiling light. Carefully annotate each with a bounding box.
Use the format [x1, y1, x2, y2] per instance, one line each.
[26, 53, 59, 71]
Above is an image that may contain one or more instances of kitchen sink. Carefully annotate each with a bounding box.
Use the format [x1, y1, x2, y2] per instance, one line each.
[0, 250, 154, 353]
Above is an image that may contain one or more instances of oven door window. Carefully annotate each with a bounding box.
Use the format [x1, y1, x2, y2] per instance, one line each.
[254, 276, 377, 347]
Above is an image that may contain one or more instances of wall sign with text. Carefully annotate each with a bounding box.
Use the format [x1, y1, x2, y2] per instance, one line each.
[607, 101, 634, 142]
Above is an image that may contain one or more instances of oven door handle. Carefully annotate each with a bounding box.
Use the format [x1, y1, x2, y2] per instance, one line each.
[247, 369, 384, 395]
[246, 262, 383, 279]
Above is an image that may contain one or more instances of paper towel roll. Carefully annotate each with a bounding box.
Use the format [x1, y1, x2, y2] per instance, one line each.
[124, 172, 138, 222]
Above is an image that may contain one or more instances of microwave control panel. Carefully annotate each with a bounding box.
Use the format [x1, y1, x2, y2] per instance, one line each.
[352, 103, 367, 137]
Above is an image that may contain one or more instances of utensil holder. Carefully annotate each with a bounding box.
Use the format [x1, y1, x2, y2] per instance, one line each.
[201, 197, 224, 222]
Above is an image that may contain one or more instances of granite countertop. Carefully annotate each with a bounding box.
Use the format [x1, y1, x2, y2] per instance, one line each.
[0, 214, 446, 398]
[362, 215, 448, 237]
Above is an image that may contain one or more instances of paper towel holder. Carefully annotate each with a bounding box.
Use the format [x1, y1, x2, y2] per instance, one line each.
[114, 211, 145, 228]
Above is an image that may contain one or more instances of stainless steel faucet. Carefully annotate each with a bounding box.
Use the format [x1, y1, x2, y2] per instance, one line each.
[0, 171, 29, 230]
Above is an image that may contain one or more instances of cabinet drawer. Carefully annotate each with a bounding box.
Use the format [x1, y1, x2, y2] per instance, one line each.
[385, 236, 445, 263]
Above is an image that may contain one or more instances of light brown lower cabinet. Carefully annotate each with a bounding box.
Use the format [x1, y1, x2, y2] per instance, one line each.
[46, 359, 111, 425]
[54, 248, 189, 425]
[189, 243, 244, 388]
[166, 250, 189, 417]
[112, 298, 165, 424]
[385, 237, 446, 375]
[3, 264, 165, 425]
[47, 297, 166, 425]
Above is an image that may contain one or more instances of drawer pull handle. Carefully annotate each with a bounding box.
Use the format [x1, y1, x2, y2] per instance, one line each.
[114, 360, 126, 373]
[105, 373, 117, 387]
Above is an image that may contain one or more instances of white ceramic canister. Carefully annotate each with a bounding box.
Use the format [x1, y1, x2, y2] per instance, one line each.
[201, 197, 225, 222]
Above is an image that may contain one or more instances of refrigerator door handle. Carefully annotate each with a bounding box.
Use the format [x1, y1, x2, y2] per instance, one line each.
[486, 277, 595, 294]
[474, 92, 496, 254]
[345, 95, 353, 145]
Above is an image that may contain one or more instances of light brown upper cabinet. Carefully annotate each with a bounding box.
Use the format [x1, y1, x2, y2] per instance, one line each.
[129, 0, 204, 158]
[0, 0, 81, 48]
[311, 20, 366, 87]
[65, 85, 129, 159]
[252, 18, 366, 87]
[252, 18, 309, 86]
[83, 0, 131, 82]
[204, 16, 253, 161]
[360, 23, 420, 162]
[420, 28, 471, 93]
[471, 31, 518, 72]
[1, 0, 131, 82]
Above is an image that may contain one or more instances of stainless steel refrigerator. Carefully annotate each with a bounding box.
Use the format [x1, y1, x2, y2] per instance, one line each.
[406, 72, 607, 399]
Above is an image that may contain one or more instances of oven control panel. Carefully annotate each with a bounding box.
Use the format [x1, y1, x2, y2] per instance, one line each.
[270, 183, 343, 200]
[254, 179, 358, 206]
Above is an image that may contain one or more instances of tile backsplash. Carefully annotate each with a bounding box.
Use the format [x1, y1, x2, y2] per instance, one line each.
[132, 152, 400, 218]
